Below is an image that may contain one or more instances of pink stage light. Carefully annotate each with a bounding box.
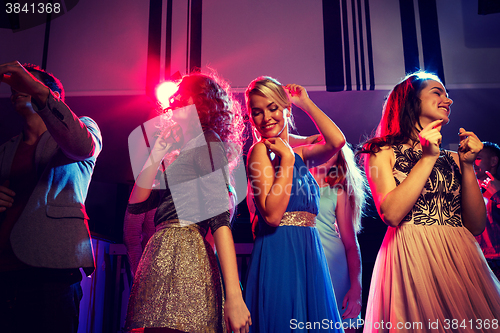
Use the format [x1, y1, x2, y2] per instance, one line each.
[155, 81, 179, 107]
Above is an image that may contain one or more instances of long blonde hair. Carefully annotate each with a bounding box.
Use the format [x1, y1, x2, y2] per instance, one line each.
[325, 144, 367, 233]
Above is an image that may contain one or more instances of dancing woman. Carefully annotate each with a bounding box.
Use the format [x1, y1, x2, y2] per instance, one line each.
[361, 72, 500, 332]
[310, 144, 366, 333]
[244, 76, 346, 332]
[125, 72, 251, 333]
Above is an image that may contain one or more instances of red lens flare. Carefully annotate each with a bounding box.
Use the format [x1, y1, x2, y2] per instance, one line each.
[155, 81, 179, 107]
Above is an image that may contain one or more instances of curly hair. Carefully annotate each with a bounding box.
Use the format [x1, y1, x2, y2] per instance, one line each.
[159, 71, 245, 173]
[23, 63, 65, 101]
[359, 71, 442, 155]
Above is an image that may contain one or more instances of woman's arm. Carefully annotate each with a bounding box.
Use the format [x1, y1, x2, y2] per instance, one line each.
[213, 226, 251, 332]
[367, 120, 442, 227]
[335, 189, 362, 319]
[285, 84, 345, 167]
[453, 128, 486, 235]
[247, 141, 295, 227]
[129, 126, 180, 204]
[288, 133, 323, 147]
[129, 161, 162, 204]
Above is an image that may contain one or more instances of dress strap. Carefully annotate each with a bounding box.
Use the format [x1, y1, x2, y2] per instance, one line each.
[279, 211, 316, 227]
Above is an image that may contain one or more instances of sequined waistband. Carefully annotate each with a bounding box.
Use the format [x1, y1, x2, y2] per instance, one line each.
[279, 211, 316, 227]
[156, 219, 203, 232]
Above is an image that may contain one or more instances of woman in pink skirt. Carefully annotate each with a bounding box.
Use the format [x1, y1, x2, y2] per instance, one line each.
[360, 71, 500, 332]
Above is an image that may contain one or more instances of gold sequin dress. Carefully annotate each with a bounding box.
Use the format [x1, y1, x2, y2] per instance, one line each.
[125, 130, 231, 332]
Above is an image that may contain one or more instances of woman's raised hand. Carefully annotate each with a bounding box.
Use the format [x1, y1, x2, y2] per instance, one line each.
[419, 119, 443, 158]
[284, 84, 310, 109]
[458, 128, 483, 165]
[150, 123, 183, 163]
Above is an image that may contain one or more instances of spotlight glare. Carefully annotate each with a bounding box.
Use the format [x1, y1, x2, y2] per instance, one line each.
[156, 81, 179, 107]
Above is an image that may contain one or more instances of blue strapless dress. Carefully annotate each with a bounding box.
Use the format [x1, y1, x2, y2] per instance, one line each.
[244, 154, 344, 332]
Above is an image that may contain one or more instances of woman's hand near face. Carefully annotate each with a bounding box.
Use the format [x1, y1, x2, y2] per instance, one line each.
[151, 123, 183, 162]
[262, 137, 295, 162]
[129, 123, 183, 204]
[419, 119, 443, 159]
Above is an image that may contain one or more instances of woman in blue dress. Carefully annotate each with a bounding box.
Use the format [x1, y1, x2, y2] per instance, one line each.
[244, 76, 346, 332]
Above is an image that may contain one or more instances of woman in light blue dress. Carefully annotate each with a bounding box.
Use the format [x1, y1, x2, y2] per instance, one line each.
[311, 144, 367, 333]
[244, 76, 346, 332]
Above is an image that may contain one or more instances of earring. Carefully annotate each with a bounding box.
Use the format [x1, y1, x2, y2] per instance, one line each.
[252, 127, 261, 143]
